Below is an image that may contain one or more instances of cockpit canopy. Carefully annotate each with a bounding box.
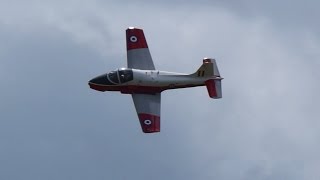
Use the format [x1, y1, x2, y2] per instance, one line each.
[107, 68, 133, 84]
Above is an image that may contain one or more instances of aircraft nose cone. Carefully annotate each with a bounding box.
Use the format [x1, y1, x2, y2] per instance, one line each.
[89, 74, 107, 85]
[88, 74, 110, 91]
[88, 77, 98, 84]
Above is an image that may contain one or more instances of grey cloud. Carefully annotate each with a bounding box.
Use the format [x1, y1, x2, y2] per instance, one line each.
[98, 0, 320, 33]
[1, 1, 320, 180]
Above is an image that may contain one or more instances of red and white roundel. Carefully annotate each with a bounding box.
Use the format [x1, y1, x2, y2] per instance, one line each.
[144, 119, 152, 125]
[130, 36, 138, 42]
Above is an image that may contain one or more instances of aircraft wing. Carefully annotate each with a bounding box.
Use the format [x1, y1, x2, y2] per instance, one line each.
[132, 93, 161, 133]
[126, 27, 155, 70]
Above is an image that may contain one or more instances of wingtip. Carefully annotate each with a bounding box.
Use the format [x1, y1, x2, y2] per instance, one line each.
[127, 26, 143, 31]
[138, 113, 160, 133]
[126, 27, 148, 50]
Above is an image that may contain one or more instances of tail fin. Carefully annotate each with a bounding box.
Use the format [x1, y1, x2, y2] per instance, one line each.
[191, 58, 220, 77]
[191, 58, 222, 99]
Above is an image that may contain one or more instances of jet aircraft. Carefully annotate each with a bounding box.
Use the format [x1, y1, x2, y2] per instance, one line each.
[88, 27, 223, 133]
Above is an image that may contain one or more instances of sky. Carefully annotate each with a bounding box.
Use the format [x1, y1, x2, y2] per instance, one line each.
[1, 0, 320, 179]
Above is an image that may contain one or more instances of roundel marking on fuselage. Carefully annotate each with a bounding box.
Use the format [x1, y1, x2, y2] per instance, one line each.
[144, 119, 152, 125]
[130, 36, 138, 42]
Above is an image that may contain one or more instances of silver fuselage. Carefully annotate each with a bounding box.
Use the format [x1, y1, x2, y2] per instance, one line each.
[127, 69, 209, 87]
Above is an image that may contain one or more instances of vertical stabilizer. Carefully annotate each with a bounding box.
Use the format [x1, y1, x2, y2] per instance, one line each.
[191, 58, 222, 99]
[211, 58, 220, 77]
[205, 58, 222, 98]
[191, 58, 220, 77]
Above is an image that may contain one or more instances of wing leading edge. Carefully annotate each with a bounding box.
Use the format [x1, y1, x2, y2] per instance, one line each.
[132, 93, 161, 133]
[126, 27, 155, 70]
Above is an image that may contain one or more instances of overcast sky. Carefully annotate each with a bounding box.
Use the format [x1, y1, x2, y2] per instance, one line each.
[1, 0, 320, 179]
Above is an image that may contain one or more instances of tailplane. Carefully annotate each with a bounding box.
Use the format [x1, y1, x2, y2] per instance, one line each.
[191, 58, 222, 99]
[205, 79, 222, 99]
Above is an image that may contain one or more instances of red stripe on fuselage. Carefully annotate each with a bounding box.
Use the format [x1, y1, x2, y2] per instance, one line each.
[88, 83, 205, 94]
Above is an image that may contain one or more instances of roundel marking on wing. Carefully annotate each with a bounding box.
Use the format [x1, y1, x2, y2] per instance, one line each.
[144, 119, 152, 125]
[130, 36, 138, 43]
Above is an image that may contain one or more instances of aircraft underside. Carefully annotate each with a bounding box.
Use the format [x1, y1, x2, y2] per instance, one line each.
[88, 27, 223, 133]
[89, 83, 205, 94]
